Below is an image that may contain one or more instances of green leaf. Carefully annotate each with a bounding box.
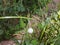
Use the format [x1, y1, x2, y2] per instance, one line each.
[25, 40, 30, 45]
[31, 40, 38, 45]
[19, 19, 26, 28]
[38, 21, 45, 30]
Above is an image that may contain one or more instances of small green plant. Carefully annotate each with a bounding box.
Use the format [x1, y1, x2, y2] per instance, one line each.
[0, 16, 31, 41]
[37, 11, 60, 45]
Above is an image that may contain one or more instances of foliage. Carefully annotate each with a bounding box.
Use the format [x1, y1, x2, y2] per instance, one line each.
[0, 0, 50, 40]
[21, 11, 60, 45]
[0, 0, 51, 16]
[0, 0, 60, 45]
[38, 11, 60, 45]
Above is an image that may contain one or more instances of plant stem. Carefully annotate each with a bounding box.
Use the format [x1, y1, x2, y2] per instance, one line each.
[40, 26, 46, 42]
[0, 16, 32, 19]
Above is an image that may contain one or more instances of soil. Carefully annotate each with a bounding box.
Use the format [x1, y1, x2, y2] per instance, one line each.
[0, 40, 16, 45]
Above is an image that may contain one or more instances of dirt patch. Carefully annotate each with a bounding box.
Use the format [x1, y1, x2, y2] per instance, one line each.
[0, 40, 16, 45]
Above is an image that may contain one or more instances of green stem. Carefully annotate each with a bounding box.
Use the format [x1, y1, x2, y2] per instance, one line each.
[0, 16, 32, 19]
[40, 26, 46, 42]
